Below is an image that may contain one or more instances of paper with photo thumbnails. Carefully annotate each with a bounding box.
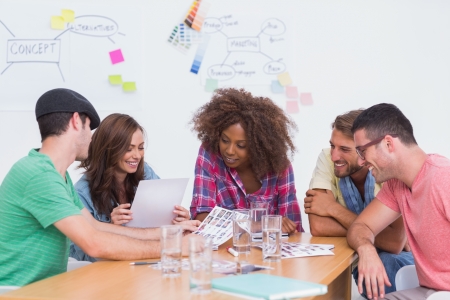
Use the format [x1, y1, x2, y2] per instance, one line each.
[193, 206, 250, 248]
[257, 242, 335, 259]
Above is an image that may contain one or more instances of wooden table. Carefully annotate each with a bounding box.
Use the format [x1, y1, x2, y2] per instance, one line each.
[2, 233, 356, 300]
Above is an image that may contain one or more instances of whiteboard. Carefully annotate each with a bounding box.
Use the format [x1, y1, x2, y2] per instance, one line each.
[1, 0, 450, 233]
[0, 2, 142, 110]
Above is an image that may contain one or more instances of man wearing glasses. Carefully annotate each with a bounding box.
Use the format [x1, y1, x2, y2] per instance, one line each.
[304, 109, 414, 298]
[348, 103, 450, 299]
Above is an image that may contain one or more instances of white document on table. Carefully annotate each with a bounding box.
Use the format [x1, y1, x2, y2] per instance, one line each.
[125, 178, 189, 228]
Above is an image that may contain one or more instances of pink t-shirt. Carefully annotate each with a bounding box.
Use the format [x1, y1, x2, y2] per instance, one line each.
[377, 154, 450, 290]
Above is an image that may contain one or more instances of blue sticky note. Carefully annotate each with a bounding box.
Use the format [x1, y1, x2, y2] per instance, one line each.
[271, 80, 284, 94]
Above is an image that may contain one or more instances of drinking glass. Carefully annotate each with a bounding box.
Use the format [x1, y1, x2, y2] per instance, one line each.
[160, 225, 182, 278]
[250, 202, 268, 243]
[189, 235, 213, 294]
[232, 209, 251, 254]
[262, 215, 282, 262]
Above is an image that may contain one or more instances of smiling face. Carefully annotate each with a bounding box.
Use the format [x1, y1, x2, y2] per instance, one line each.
[115, 129, 145, 179]
[354, 129, 393, 183]
[330, 128, 363, 178]
[219, 123, 251, 172]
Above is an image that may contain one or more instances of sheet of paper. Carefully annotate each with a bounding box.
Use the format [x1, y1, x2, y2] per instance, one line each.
[193, 206, 249, 247]
[256, 242, 335, 259]
[286, 100, 299, 114]
[277, 72, 292, 86]
[61, 9, 75, 23]
[51, 16, 65, 30]
[108, 75, 123, 85]
[122, 82, 136, 92]
[300, 93, 313, 105]
[286, 86, 299, 98]
[271, 80, 284, 94]
[205, 78, 218, 92]
[109, 49, 124, 64]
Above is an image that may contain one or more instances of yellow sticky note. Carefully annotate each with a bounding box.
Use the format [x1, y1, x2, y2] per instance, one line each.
[109, 75, 123, 85]
[122, 82, 137, 92]
[51, 16, 65, 30]
[277, 72, 292, 87]
[62, 9, 75, 23]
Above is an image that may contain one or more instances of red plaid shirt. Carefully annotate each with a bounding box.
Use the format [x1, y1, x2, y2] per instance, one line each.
[190, 144, 303, 232]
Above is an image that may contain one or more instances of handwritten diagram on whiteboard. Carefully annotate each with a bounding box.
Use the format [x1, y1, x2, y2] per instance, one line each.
[199, 14, 293, 86]
[0, 3, 141, 110]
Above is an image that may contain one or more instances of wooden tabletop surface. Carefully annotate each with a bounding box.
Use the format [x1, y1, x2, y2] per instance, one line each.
[2, 233, 357, 300]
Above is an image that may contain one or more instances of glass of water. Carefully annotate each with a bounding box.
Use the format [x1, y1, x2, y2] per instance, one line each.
[262, 215, 282, 262]
[160, 225, 182, 278]
[189, 235, 213, 294]
[250, 202, 268, 244]
[232, 209, 251, 254]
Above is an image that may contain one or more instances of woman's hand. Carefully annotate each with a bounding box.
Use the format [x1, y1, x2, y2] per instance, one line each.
[110, 203, 133, 225]
[172, 205, 191, 223]
[281, 216, 297, 235]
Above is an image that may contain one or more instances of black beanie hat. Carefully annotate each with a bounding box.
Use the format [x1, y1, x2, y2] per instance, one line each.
[35, 88, 100, 130]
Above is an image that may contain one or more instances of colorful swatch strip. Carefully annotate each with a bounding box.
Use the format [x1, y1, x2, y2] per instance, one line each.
[167, 24, 191, 54]
[184, 0, 210, 32]
[190, 34, 210, 74]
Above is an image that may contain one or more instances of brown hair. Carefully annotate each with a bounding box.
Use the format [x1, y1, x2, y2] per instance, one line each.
[79, 113, 145, 215]
[191, 88, 297, 178]
[332, 109, 364, 139]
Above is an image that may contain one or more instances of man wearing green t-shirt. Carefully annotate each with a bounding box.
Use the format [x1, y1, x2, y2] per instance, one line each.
[0, 88, 199, 286]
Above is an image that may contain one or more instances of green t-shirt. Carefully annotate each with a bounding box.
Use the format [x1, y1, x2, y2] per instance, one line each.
[0, 149, 84, 286]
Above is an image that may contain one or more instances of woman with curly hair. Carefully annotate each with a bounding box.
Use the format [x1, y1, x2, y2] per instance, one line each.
[190, 88, 303, 233]
[70, 113, 190, 261]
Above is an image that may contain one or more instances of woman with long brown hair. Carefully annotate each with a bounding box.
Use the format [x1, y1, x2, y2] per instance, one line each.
[70, 113, 189, 261]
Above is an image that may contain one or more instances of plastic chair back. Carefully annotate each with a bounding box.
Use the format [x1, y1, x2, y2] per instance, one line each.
[427, 291, 450, 300]
[0, 286, 20, 295]
[395, 265, 419, 291]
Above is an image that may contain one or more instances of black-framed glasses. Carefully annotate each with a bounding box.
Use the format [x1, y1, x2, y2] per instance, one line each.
[355, 134, 399, 160]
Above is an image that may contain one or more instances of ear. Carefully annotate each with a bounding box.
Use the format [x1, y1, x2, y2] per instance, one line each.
[71, 112, 83, 131]
[384, 134, 396, 153]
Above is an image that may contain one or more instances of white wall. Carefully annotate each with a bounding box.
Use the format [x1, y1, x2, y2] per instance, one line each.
[2, 0, 450, 232]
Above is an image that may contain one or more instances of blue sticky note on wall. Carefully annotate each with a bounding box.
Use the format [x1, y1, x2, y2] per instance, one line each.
[271, 80, 284, 94]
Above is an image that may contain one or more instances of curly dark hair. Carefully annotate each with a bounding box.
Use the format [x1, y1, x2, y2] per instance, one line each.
[191, 88, 297, 178]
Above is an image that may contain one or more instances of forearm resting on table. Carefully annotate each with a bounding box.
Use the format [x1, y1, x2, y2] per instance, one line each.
[194, 212, 209, 222]
[308, 214, 347, 237]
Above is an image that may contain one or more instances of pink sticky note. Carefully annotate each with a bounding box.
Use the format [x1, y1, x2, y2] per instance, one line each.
[286, 100, 299, 114]
[286, 86, 299, 99]
[300, 93, 313, 105]
[109, 49, 124, 64]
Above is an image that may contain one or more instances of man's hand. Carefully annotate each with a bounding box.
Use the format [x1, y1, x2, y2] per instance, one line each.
[110, 203, 133, 225]
[282, 216, 297, 234]
[357, 244, 391, 299]
[179, 220, 201, 235]
[172, 205, 191, 223]
[304, 189, 336, 217]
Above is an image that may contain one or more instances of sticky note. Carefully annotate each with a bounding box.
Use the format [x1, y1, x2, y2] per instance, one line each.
[108, 75, 123, 85]
[109, 49, 124, 65]
[122, 82, 137, 92]
[205, 78, 218, 92]
[51, 16, 65, 30]
[271, 80, 284, 94]
[286, 86, 299, 99]
[61, 9, 75, 23]
[277, 72, 292, 86]
[286, 100, 299, 114]
[300, 93, 314, 105]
